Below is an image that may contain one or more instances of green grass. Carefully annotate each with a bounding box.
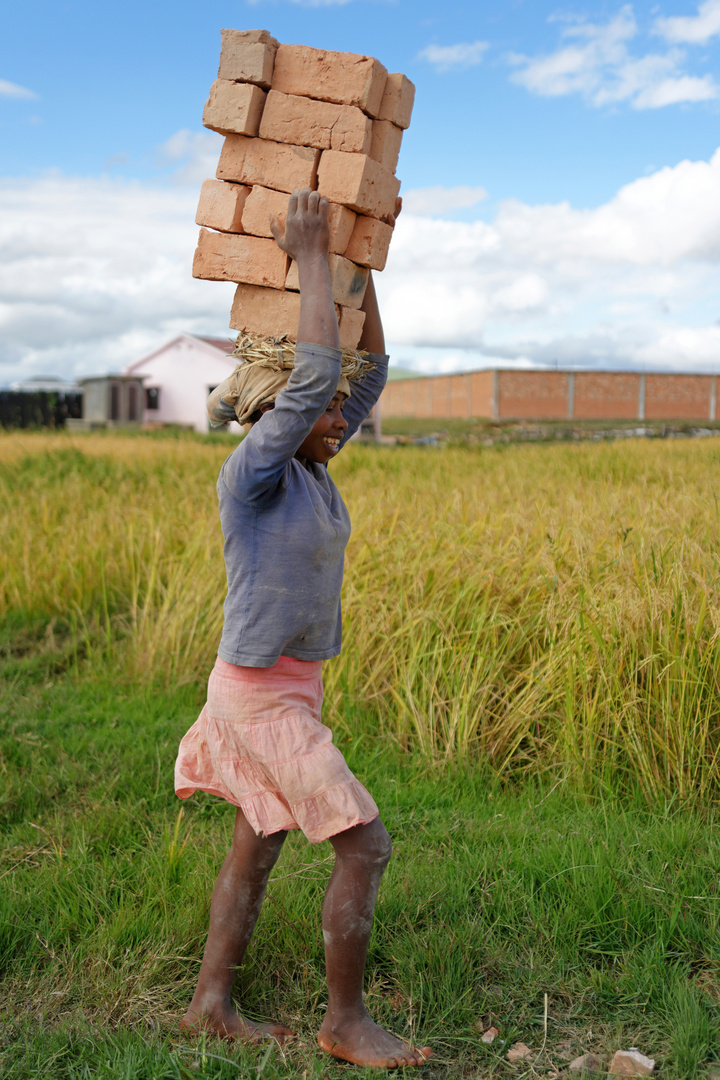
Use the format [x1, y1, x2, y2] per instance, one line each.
[3, 430, 720, 1076]
[3, 675, 720, 1078]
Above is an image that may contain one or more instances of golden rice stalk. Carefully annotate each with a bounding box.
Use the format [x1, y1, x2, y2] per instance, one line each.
[230, 332, 374, 383]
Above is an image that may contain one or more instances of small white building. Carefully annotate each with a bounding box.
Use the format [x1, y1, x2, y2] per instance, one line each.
[124, 333, 241, 433]
[123, 331, 380, 438]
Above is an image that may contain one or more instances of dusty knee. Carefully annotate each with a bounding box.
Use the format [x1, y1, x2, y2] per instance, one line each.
[355, 821, 392, 870]
[229, 828, 286, 874]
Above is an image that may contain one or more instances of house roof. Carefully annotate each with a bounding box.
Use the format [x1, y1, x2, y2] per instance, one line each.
[124, 332, 238, 374]
[197, 336, 236, 354]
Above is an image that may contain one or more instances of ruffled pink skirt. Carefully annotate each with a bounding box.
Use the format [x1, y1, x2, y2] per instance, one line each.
[174, 656, 379, 843]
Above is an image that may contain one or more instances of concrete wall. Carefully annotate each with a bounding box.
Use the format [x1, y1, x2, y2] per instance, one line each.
[381, 369, 719, 422]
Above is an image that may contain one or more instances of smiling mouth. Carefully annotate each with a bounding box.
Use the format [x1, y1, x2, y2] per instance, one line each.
[323, 437, 341, 450]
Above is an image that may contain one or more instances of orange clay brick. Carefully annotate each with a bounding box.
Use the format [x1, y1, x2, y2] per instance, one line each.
[241, 185, 289, 237]
[218, 29, 278, 88]
[230, 283, 302, 339]
[286, 254, 369, 309]
[202, 80, 267, 137]
[368, 120, 403, 173]
[317, 150, 400, 219]
[343, 215, 393, 271]
[337, 306, 366, 349]
[192, 229, 288, 288]
[377, 73, 415, 129]
[216, 135, 320, 192]
[241, 186, 356, 253]
[259, 90, 372, 154]
[272, 44, 388, 118]
[195, 178, 250, 233]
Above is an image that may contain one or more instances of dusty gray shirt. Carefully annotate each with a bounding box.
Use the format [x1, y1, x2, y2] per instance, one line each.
[216, 343, 388, 667]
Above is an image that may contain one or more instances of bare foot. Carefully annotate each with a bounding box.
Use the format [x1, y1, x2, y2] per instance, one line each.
[181, 1003, 294, 1045]
[318, 1012, 432, 1068]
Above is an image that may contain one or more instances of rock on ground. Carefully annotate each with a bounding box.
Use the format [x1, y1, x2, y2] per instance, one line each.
[608, 1048, 655, 1075]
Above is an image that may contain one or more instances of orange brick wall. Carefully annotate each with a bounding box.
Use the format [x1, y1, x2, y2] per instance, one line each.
[431, 375, 451, 417]
[379, 369, 717, 423]
[498, 371, 569, 420]
[470, 371, 495, 418]
[574, 372, 641, 420]
[644, 375, 713, 420]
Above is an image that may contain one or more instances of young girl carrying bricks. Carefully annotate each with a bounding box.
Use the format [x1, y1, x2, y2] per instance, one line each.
[174, 188, 431, 1069]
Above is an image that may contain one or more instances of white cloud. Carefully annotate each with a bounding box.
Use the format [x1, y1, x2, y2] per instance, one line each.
[3, 144, 720, 383]
[156, 128, 224, 185]
[655, 0, 720, 44]
[401, 185, 488, 216]
[417, 41, 489, 71]
[0, 78, 38, 100]
[376, 147, 720, 370]
[510, 5, 719, 109]
[0, 172, 235, 381]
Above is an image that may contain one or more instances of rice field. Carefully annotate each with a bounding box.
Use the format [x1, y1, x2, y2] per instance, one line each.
[2, 428, 720, 799]
[3, 428, 720, 1079]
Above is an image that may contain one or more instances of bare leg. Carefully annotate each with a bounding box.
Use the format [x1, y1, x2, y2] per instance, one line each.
[317, 818, 432, 1068]
[181, 808, 292, 1042]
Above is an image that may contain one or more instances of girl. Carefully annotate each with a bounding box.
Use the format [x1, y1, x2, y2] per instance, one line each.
[175, 189, 431, 1069]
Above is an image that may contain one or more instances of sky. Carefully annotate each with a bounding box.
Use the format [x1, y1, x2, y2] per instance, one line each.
[2, 0, 720, 383]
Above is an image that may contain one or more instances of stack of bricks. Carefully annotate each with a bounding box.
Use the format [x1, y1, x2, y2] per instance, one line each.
[192, 29, 415, 348]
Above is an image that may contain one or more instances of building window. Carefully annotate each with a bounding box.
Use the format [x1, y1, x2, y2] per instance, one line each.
[146, 387, 160, 410]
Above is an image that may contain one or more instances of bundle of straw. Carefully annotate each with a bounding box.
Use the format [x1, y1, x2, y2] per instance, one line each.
[231, 332, 373, 382]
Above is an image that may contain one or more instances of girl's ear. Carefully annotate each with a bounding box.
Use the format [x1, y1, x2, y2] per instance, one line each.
[259, 402, 275, 414]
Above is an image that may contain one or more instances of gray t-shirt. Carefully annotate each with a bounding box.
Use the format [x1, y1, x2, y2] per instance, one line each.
[216, 342, 388, 667]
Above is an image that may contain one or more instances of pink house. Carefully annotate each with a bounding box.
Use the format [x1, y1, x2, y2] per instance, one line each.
[124, 333, 241, 433]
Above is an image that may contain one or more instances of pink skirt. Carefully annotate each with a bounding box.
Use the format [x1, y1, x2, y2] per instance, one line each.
[174, 656, 379, 844]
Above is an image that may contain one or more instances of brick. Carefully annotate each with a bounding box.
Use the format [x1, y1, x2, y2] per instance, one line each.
[343, 215, 393, 271]
[229, 283, 302, 339]
[317, 150, 400, 219]
[217, 135, 320, 192]
[259, 90, 372, 153]
[286, 254, 369, 309]
[195, 178, 250, 233]
[337, 306, 366, 349]
[203, 80, 267, 137]
[378, 73, 415, 129]
[218, 28, 278, 88]
[192, 229, 288, 288]
[327, 202, 357, 253]
[272, 44, 388, 117]
[369, 119, 403, 173]
[241, 186, 289, 237]
[241, 186, 356, 254]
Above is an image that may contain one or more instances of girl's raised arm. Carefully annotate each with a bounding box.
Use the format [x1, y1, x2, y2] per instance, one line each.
[270, 190, 340, 351]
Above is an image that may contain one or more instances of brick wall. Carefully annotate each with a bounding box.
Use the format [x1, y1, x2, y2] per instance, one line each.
[380, 369, 719, 422]
[573, 372, 641, 420]
[644, 375, 713, 420]
[498, 371, 569, 420]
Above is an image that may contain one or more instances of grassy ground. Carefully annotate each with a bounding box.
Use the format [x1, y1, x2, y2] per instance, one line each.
[3, 677, 720, 1079]
[3, 429, 720, 1077]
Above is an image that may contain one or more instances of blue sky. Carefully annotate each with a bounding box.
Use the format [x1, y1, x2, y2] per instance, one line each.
[2, 0, 720, 381]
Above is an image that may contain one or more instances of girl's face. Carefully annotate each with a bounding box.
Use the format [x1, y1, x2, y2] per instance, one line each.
[295, 393, 348, 464]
